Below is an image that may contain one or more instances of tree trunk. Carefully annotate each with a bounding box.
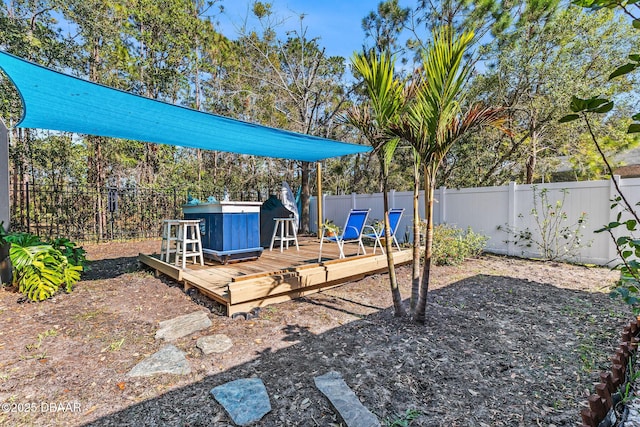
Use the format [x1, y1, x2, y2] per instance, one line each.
[88, 136, 107, 241]
[382, 174, 405, 317]
[300, 161, 311, 233]
[413, 166, 436, 324]
[411, 157, 421, 310]
[526, 132, 538, 184]
[87, 38, 107, 240]
[12, 128, 26, 230]
[526, 153, 536, 184]
[193, 38, 203, 185]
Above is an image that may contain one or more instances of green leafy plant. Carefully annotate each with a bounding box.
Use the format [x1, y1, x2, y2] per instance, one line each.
[384, 409, 422, 427]
[429, 224, 488, 266]
[103, 338, 125, 352]
[4, 232, 84, 301]
[619, 353, 640, 407]
[0, 221, 11, 287]
[595, 196, 640, 312]
[0, 221, 7, 246]
[322, 219, 341, 236]
[499, 187, 590, 261]
[560, 1, 640, 311]
[25, 329, 57, 352]
[49, 237, 87, 268]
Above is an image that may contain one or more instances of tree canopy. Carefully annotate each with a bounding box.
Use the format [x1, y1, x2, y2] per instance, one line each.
[0, 0, 638, 238]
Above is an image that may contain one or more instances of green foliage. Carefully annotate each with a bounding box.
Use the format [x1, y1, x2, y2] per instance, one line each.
[445, 5, 638, 187]
[4, 232, 84, 301]
[499, 187, 590, 261]
[596, 196, 640, 313]
[49, 237, 87, 268]
[561, 0, 640, 312]
[348, 48, 410, 317]
[560, 2, 639, 134]
[568, 127, 640, 181]
[384, 409, 422, 427]
[618, 352, 640, 405]
[429, 224, 488, 266]
[0, 221, 7, 246]
[322, 219, 341, 236]
[563, 95, 640, 135]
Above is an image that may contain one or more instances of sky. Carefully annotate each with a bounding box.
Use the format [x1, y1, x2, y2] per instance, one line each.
[214, 0, 414, 60]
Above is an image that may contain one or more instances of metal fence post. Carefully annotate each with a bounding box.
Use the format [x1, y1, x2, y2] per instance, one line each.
[0, 119, 8, 231]
[25, 182, 31, 234]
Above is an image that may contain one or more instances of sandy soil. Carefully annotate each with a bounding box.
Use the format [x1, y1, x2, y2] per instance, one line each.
[0, 240, 630, 426]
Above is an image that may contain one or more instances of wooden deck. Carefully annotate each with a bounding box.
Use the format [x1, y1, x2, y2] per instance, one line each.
[138, 237, 412, 316]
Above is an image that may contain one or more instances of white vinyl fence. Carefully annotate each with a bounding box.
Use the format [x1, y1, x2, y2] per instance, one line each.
[310, 177, 640, 266]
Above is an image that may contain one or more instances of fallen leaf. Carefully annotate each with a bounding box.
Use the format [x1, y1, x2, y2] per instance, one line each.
[117, 381, 126, 390]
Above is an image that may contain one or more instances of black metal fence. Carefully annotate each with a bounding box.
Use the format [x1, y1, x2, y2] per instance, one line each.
[9, 182, 264, 242]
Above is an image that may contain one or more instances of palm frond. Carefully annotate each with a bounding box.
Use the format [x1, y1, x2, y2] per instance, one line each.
[350, 50, 407, 167]
[391, 26, 477, 165]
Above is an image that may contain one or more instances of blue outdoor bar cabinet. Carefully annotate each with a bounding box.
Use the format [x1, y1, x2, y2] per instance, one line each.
[183, 201, 263, 264]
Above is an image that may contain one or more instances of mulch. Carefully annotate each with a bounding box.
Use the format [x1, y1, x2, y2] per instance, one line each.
[0, 240, 630, 426]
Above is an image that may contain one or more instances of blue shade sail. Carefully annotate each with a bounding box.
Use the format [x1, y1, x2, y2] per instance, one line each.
[0, 51, 370, 162]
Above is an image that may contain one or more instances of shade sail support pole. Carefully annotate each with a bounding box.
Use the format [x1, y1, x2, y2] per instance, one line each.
[0, 119, 8, 230]
[317, 162, 322, 239]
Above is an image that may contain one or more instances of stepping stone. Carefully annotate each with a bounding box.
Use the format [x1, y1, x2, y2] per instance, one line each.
[211, 378, 271, 426]
[155, 311, 212, 341]
[197, 334, 233, 355]
[314, 371, 380, 427]
[127, 344, 191, 377]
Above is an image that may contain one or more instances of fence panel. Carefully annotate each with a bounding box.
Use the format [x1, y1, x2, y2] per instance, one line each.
[8, 182, 264, 243]
[390, 191, 424, 244]
[510, 181, 612, 264]
[310, 178, 640, 265]
[12, 177, 640, 262]
[443, 185, 510, 254]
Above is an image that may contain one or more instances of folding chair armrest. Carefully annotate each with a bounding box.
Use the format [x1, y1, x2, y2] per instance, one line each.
[362, 224, 379, 237]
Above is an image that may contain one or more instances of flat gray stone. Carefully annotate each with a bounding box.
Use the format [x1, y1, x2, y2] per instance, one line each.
[314, 371, 380, 427]
[127, 344, 191, 377]
[211, 378, 271, 426]
[155, 311, 212, 341]
[197, 334, 233, 355]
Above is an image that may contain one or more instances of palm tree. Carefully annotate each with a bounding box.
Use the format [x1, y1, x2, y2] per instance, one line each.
[392, 26, 509, 323]
[347, 50, 406, 317]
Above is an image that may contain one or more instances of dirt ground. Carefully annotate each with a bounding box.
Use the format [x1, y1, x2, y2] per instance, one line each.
[0, 239, 631, 426]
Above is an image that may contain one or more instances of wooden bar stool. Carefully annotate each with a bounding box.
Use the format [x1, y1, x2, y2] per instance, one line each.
[160, 219, 180, 263]
[175, 219, 204, 269]
[269, 217, 299, 252]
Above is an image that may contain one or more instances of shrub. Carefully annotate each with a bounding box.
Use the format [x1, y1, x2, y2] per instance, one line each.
[0, 222, 11, 286]
[498, 186, 590, 261]
[429, 224, 488, 266]
[50, 237, 87, 267]
[2, 230, 85, 301]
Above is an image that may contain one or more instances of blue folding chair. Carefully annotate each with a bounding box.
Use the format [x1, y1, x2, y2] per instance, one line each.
[363, 208, 404, 254]
[318, 209, 370, 262]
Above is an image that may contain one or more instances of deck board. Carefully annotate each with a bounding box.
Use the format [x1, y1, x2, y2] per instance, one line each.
[139, 237, 412, 316]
